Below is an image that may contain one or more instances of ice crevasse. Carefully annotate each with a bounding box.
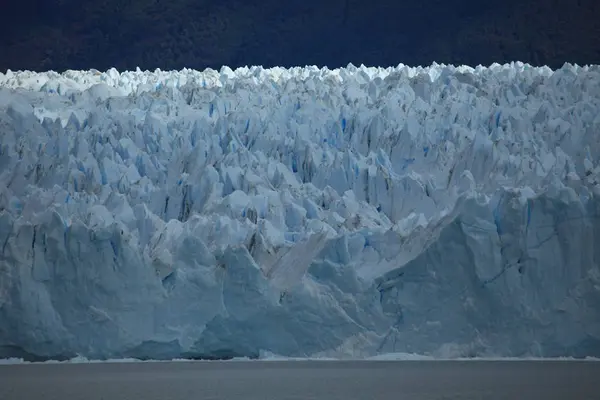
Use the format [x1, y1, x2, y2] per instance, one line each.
[0, 62, 600, 360]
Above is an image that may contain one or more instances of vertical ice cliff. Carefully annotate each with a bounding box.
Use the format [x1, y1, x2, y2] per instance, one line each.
[0, 63, 599, 360]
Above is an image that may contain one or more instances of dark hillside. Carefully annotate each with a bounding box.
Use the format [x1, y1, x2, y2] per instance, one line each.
[1, 0, 598, 71]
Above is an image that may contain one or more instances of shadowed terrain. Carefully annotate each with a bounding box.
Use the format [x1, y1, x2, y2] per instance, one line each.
[1, 0, 599, 71]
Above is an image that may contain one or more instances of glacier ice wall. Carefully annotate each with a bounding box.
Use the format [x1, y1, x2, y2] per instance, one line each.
[0, 63, 600, 360]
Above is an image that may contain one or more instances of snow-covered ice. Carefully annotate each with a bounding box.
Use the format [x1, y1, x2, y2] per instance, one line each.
[1, 62, 600, 361]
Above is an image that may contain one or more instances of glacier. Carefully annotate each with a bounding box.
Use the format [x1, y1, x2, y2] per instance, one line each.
[0, 62, 599, 361]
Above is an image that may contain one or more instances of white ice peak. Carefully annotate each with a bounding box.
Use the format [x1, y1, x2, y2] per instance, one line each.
[0, 63, 599, 360]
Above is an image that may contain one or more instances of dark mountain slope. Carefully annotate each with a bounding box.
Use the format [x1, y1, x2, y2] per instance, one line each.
[1, 0, 598, 71]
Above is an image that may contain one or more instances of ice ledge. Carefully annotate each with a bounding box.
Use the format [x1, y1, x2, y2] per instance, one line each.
[1, 62, 594, 95]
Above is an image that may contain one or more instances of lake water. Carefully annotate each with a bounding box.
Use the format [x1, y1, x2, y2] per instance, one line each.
[1, 359, 599, 399]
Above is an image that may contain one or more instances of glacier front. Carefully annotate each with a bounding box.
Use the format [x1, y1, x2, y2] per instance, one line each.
[0, 63, 599, 361]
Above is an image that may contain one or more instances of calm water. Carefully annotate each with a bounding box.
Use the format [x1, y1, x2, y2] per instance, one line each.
[1, 360, 599, 399]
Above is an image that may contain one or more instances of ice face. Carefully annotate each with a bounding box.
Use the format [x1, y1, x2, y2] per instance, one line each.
[0, 63, 599, 360]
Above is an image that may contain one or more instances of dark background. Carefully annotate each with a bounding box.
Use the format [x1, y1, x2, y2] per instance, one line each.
[1, 0, 599, 72]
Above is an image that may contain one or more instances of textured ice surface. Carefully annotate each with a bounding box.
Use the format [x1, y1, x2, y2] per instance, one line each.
[1, 63, 600, 360]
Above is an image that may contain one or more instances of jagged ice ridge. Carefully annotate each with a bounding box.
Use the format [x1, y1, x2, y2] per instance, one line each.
[1, 62, 600, 360]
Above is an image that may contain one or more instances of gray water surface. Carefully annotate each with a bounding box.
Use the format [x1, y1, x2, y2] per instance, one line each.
[1, 360, 599, 399]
